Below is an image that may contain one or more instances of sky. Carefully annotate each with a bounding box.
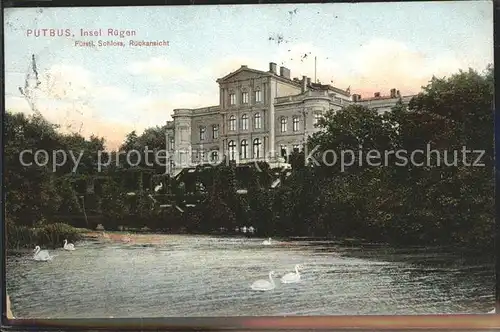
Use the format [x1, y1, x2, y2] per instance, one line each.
[4, 2, 493, 150]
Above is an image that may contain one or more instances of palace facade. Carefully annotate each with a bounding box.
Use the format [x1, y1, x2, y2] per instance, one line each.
[165, 62, 414, 175]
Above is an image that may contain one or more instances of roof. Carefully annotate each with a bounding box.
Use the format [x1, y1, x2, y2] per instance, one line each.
[359, 95, 397, 102]
[358, 94, 415, 102]
[309, 82, 350, 96]
[216, 66, 272, 83]
[216, 65, 301, 87]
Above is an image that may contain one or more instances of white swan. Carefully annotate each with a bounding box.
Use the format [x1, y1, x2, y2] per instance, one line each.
[281, 264, 302, 283]
[262, 238, 272, 245]
[489, 308, 496, 314]
[33, 246, 56, 261]
[251, 271, 276, 291]
[63, 239, 75, 250]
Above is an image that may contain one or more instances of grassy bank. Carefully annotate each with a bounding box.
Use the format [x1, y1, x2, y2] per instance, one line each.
[6, 222, 87, 250]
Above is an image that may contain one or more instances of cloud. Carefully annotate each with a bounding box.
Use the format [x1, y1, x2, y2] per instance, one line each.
[206, 56, 264, 79]
[348, 39, 465, 96]
[96, 86, 129, 101]
[127, 56, 202, 83]
[129, 91, 219, 121]
[276, 42, 349, 86]
[126, 55, 266, 85]
[6, 94, 131, 151]
[6, 61, 220, 150]
[6, 63, 133, 150]
[275, 39, 472, 97]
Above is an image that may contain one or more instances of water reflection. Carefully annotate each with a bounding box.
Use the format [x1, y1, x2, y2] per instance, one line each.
[6, 235, 494, 318]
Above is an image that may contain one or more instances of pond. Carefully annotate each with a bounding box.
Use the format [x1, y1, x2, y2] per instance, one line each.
[6, 234, 495, 318]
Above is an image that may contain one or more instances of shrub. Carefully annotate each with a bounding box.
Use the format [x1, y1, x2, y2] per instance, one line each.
[6, 222, 83, 250]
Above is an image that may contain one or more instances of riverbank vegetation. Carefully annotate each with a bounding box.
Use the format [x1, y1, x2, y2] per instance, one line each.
[5, 66, 493, 250]
[5, 219, 84, 249]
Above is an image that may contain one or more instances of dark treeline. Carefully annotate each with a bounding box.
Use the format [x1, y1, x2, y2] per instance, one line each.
[5, 66, 493, 249]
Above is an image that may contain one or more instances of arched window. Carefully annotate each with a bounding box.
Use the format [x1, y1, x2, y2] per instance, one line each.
[228, 115, 236, 131]
[210, 150, 219, 162]
[241, 114, 249, 130]
[280, 116, 287, 132]
[254, 112, 262, 129]
[241, 139, 249, 159]
[228, 140, 236, 160]
[253, 138, 262, 159]
[292, 116, 299, 131]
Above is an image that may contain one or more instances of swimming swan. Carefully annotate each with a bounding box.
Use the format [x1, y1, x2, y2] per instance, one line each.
[251, 271, 276, 291]
[262, 238, 272, 245]
[33, 246, 56, 261]
[63, 239, 75, 250]
[489, 308, 496, 314]
[281, 264, 302, 283]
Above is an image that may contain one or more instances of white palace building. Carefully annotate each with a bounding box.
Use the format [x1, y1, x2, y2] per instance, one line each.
[164, 62, 414, 175]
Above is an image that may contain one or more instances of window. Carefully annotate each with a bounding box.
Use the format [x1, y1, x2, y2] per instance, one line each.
[169, 160, 175, 170]
[229, 93, 236, 105]
[314, 113, 322, 126]
[199, 150, 205, 161]
[228, 140, 236, 160]
[212, 124, 219, 139]
[255, 89, 262, 103]
[211, 150, 219, 162]
[280, 145, 287, 158]
[241, 114, 249, 130]
[228, 115, 236, 131]
[253, 138, 262, 159]
[242, 92, 249, 104]
[241, 140, 249, 159]
[169, 138, 174, 150]
[280, 117, 287, 132]
[254, 112, 262, 129]
[199, 126, 206, 141]
[293, 116, 299, 131]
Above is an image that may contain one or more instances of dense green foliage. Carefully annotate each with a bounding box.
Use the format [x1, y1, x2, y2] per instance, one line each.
[6, 219, 84, 249]
[5, 66, 493, 249]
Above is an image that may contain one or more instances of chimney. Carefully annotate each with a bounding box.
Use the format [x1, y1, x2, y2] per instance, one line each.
[241, 65, 248, 68]
[396, 90, 401, 98]
[307, 78, 311, 86]
[269, 62, 277, 74]
[301, 76, 307, 93]
[374, 92, 381, 98]
[390, 88, 396, 98]
[279, 66, 291, 79]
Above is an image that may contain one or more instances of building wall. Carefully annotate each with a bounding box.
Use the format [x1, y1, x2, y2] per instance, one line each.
[167, 64, 414, 173]
[275, 81, 302, 98]
[190, 110, 221, 163]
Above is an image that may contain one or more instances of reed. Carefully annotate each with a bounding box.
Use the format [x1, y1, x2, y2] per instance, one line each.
[6, 222, 84, 250]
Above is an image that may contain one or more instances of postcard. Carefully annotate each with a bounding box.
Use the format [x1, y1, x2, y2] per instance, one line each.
[3, 2, 495, 319]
